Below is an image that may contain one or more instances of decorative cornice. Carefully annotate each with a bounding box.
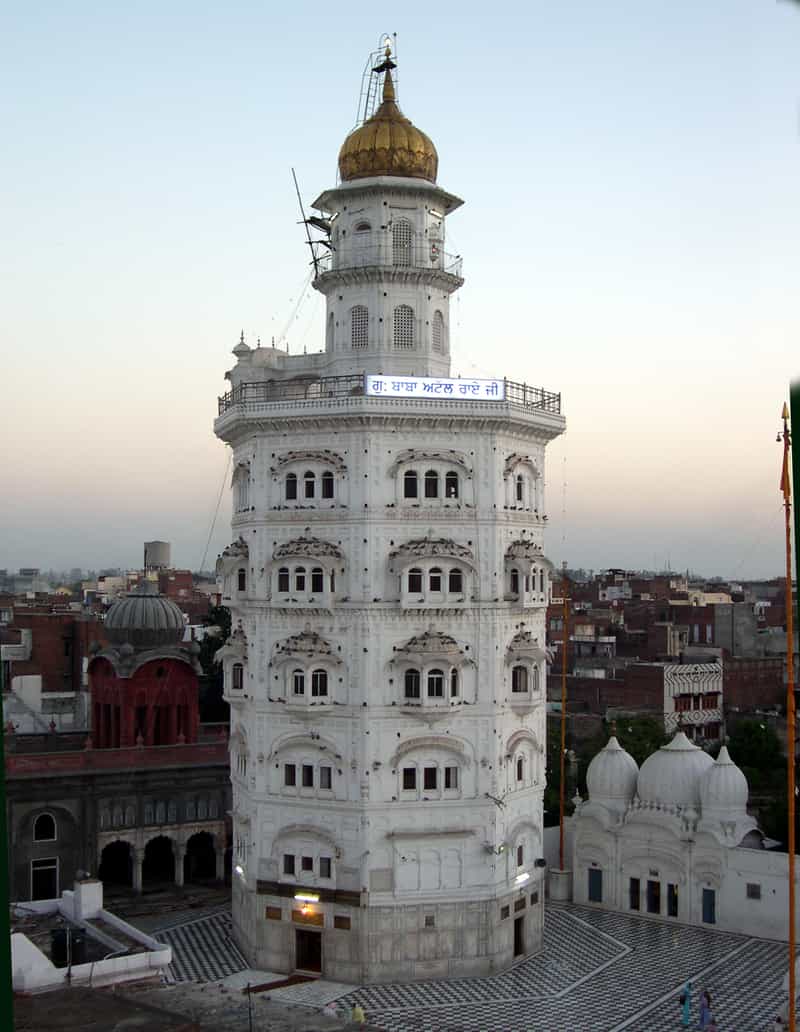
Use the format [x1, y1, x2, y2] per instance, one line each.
[272, 449, 347, 473]
[389, 537, 474, 564]
[273, 536, 344, 561]
[391, 735, 468, 767]
[389, 448, 470, 474]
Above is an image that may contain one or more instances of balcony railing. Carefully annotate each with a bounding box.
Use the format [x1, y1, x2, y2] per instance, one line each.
[218, 375, 561, 416]
[314, 234, 463, 280]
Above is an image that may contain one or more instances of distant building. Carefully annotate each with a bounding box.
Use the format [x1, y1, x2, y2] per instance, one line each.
[143, 541, 171, 571]
[5, 583, 230, 902]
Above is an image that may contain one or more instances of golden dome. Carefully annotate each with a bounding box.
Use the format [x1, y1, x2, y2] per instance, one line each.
[338, 51, 438, 184]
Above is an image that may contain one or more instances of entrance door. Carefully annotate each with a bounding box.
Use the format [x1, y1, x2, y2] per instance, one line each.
[588, 868, 603, 903]
[702, 888, 716, 925]
[513, 915, 525, 957]
[296, 929, 322, 973]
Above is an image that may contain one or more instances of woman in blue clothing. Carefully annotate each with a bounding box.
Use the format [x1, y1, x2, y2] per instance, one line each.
[680, 980, 692, 1028]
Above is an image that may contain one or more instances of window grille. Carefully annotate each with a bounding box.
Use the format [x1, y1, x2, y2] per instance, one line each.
[351, 305, 368, 348]
[392, 218, 413, 266]
[427, 669, 444, 698]
[404, 669, 421, 698]
[393, 305, 415, 349]
[432, 310, 444, 352]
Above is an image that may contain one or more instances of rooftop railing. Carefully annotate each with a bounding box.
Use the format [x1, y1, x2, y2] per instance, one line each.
[218, 375, 561, 416]
[314, 233, 463, 280]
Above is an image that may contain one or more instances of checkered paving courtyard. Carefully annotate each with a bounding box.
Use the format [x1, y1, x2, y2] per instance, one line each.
[334, 906, 788, 1031]
[154, 904, 788, 1030]
[156, 910, 248, 983]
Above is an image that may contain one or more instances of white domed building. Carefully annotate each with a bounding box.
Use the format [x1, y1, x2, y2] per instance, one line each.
[570, 729, 798, 940]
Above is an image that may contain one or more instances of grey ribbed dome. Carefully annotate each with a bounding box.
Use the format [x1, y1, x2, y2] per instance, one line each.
[105, 582, 185, 648]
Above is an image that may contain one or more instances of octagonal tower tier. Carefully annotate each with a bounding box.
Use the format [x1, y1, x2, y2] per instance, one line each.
[214, 45, 566, 984]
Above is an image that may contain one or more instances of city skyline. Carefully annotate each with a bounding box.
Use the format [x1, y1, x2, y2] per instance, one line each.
[3, 1, 798, 577]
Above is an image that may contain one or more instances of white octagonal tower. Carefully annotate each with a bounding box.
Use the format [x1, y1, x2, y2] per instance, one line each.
[214, 46, 566, 983]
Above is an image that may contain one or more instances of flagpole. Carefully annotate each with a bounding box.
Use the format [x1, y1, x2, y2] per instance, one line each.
[559, 565, 569, 871]
[781, 401, 796, 1032]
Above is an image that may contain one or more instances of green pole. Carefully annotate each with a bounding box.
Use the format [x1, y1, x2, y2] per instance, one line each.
[0, 654, 13, 1026]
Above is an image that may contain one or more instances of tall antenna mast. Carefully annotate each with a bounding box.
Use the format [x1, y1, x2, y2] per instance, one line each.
[291, 167, 334, 278]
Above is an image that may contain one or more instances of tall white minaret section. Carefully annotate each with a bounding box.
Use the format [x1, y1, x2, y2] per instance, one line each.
[311, 47, 463, 379]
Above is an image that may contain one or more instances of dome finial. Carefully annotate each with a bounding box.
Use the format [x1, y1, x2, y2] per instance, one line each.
[373, 43, 397, 105]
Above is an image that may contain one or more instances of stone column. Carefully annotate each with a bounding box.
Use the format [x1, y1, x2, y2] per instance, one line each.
[133, 848, 145, 894]
[215, 846, 226, 882]
[174, 845, 186, 888]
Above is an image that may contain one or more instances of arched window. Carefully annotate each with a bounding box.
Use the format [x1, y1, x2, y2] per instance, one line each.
[408, 568, 423, 593]
[516, 757, 524, 783]
[510, 569, 520, 594]
[427, 669, 445, 698]
[350, 304, 368, 348]
[278, 567, 290, 593]
[33, 813, 56, 842]
[294, 567, 306, 591]
[516, 843, 524, 865]
[393, 305, 415, 349]
[512, 666, 529, 693]
[293, 670, 305, 696]
[285, 473, 298, 500]
[321, 471, 334, 498]
[448, 568, 463, 593]
[311, 669, 328, 697]
[392, 218, 413, 266]
[311, 567, 324, 593]
[539, 569, 546, 593]
[404, 669, 421, 699]
[237, 568, 246, 592]
[353, 222, 371, 266]
[403, 470, 418, 498]
[428, 567, 443, 592]
[424, 470, 439, 498]
[232, 663, 244, 691]
[445, 471, 459, 498]
[304, 471, 316, 499]
[326, 311, 334, 351]
[432, 310, 445, 353]
[515, 474, 524, 503]
[450, 668, 459, 697]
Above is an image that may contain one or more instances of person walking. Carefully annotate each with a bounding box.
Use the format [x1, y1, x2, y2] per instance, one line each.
[680, 980, 692, 1028]
[351, 1002, 366, 1028]
[699, 988, 712, 1030]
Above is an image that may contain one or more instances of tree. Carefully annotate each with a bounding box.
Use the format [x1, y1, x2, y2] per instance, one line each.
[197, 604, 231, 723]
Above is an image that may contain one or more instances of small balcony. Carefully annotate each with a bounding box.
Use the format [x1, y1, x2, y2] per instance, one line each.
[314, 232, 463, 283]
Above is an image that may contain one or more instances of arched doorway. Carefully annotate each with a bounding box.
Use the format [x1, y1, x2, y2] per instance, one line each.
[98, 840, 133, 888]
[142, 835, 175, 887]
[184, 832, 216, 884]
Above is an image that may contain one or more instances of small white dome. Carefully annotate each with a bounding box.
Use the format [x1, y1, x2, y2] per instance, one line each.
[636, 731, 714, 808]
[700, 746, 749, 816]
[587, 736, 639, 805]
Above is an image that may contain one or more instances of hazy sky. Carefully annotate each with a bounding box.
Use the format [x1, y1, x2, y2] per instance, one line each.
[2, 1, 798, 578]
